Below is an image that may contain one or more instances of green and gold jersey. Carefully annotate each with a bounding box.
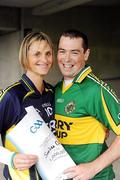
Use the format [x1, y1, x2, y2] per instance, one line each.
[54, 65, 120, 179]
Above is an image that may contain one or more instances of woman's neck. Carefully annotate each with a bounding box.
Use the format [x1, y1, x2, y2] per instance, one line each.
[26, 71, 44, 93]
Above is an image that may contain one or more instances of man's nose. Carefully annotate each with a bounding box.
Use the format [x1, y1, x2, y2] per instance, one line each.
[64, 52, 70, 62]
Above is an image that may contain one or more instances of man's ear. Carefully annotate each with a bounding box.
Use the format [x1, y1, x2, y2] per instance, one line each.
[84, 49, 90, 61]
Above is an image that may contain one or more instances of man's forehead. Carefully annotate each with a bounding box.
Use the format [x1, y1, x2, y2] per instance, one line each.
[59, 36, 83, 49]
[60, 36, 83, 41]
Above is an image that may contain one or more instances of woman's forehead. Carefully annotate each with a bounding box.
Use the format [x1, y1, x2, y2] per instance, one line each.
[29, 40, 52, 52]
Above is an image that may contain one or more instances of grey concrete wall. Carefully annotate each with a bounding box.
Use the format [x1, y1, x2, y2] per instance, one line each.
[0, 31, 22, 89]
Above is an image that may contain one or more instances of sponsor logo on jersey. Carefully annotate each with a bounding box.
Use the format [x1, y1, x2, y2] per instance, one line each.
[49, 119, 73, 138]
[56, 98, 64, 103]
[42, 102, 51, 108]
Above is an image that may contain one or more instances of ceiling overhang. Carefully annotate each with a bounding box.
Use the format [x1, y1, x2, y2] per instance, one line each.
[32, 0, 93, 16]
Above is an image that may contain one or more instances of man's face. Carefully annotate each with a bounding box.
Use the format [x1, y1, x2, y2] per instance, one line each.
[57, 36, 90, 80]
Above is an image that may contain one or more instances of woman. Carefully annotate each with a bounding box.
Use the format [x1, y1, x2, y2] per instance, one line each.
[0, 32, 54, 179]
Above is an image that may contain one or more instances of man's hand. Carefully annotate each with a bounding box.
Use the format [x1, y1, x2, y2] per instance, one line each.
[13, 153, 38, 170]
[64, 163, 96, 180]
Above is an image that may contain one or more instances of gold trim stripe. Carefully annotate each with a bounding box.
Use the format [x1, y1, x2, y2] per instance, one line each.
[76, 67, 92, 83]
[101, 89, 120, 135]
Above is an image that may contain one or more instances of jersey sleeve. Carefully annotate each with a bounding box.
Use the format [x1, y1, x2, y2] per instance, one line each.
[0, 90, 17, 133]
[94, 85, 120, 135]
[100, 85, 120, 134]
[0, 146, 15, 166]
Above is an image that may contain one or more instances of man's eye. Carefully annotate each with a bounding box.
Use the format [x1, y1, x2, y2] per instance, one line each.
[73, 52, 78, 54]
[71, 52, 78, 55]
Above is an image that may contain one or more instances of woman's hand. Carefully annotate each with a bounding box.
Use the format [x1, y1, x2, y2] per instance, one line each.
[13, 153, 38, 170]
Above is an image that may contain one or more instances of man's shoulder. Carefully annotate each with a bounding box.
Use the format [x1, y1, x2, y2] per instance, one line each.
[86, 72, 102, 85]
[86, 73, 119, 99]
[79, 72, 102, 95]
[85, 72, 105, 91]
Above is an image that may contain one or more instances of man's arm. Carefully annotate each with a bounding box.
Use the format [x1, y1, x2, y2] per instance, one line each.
[64, 135, 120, 180]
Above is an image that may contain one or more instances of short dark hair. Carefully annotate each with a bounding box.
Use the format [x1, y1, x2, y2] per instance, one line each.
[58, 29, 88, 51]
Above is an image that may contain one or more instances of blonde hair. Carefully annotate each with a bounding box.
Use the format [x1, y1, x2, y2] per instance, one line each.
[19, 31, 54, 70]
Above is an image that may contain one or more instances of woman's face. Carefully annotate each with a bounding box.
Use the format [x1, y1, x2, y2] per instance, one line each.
[27, 40, 53, 78]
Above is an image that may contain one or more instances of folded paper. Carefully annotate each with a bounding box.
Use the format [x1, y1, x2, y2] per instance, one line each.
[6, 106, 75, 180]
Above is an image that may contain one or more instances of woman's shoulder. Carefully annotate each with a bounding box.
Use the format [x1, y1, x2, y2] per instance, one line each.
[0, 81, 27, 102]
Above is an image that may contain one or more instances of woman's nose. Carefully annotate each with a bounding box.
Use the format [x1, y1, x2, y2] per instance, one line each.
[41, 54, 48, 62]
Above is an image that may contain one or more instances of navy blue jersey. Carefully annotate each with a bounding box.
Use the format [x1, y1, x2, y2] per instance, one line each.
[0, 74, 54, 180]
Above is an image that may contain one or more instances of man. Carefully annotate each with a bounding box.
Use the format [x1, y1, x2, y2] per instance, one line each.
[53, 29, 120, 179]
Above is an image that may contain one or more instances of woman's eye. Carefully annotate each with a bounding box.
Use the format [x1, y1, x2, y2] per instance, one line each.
[35, 52, 40, 57]
[46, 52, 52, 56]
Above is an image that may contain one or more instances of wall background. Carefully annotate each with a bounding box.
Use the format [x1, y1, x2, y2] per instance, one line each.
[0, 32, 21, 88]
[0, 4, 120, 179]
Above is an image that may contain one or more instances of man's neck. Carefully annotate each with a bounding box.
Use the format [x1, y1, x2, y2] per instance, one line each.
[64, 79, 73, 87]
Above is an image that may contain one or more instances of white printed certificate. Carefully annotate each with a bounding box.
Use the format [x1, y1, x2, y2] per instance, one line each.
[6, 106, 75, 180]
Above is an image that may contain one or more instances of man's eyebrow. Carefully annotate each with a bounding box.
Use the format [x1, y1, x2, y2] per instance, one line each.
[71, 49, 81, 52]
[58, 48, 83, 52]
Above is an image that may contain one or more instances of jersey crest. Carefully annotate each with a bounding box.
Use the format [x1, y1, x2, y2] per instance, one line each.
[64, 101, 76, 114]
